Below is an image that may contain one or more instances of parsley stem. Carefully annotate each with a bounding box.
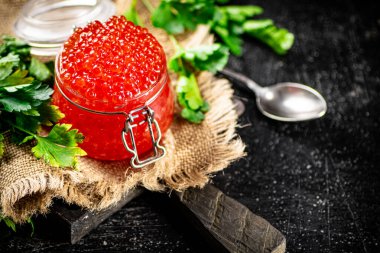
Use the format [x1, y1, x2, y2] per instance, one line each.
[141, 0, 154, 14]
[168, 35, 189, 76]
[6, 121, 36, 137]
[1, 130, 10, 135]
[169, 35, 181, 51]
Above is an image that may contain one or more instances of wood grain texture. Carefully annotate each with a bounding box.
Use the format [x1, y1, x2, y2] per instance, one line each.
[176, 184, 286, 253]
[40, 188, 144, 244]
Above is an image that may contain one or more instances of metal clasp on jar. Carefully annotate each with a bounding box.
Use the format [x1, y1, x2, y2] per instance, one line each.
[121, 106, 166, 169]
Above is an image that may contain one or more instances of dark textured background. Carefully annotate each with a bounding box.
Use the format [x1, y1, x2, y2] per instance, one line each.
[1, 0, 380, 252]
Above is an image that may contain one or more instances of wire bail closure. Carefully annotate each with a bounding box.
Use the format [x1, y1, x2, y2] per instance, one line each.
[122, 106, 166, 169]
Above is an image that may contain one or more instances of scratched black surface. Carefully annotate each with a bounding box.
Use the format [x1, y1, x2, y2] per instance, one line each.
[1, 0, 380, 252]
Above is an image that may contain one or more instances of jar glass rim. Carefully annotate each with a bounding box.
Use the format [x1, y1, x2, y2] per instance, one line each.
[20, 0, 100, 26]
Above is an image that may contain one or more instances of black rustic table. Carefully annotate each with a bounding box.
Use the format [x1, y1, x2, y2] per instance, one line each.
[1, 0, 380, 252]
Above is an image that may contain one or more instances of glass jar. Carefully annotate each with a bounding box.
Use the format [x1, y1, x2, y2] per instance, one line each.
[52, 18, 174, 168]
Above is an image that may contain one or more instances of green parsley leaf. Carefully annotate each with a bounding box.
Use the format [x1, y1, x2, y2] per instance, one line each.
[11, 113, 41, 144]
[38, 104, 65, 126]
[0, 214, 34, 234]
[151, 0, 216, 34]
[0, 53, 20, 80]
[175, 73, 209, 123]
[212, 25, 243, 55]
[26, 218, 35, 237]
[167, 37, 228, 123]
[150, 1, 294, 56]
[0, 36, 29, 56]
[152, 2, 185, 34]
[0, 69, 34, 92]
[0, 96, 32, 112]
[10, 113, 40, 143]
[210, 7, 246, 55]
[8, 104, 64, 135]
[32, 124, 87, 168]
[19, 135, 35, 145]
[243, 19, 295, 55]
[0, 133, 4, 157]
[219, 5, 263, 23]
[181, 107, 205, 123]
[214, 5, 294, 55]
[170, 44, 229, 74]
[1, 36, 86, 168]
[44, 61, 55, 76]
[20, 81, 53, 102]
[0, 79, 53, 113]
[184, 44, 229, 73]
[3, 216, 17, 232]
[124, 0, 142, 26]
[29, 58, 51, 81]
[0, 36, 30, 66]
[176, 74, 204, 110]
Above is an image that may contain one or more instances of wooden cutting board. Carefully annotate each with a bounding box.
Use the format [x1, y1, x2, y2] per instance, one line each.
[35, 184, 285, 253]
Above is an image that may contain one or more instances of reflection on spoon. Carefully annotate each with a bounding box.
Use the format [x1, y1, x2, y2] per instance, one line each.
[219, 68, 327, 122]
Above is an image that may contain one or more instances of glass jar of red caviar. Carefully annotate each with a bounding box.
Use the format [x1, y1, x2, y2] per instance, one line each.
[52, 16, 174, 168]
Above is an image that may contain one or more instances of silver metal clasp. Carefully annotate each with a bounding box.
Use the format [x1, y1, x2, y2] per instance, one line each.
[121, 106, 166, 169]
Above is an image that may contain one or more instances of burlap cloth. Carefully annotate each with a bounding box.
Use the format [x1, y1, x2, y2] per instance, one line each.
[0, 0, 245, 223]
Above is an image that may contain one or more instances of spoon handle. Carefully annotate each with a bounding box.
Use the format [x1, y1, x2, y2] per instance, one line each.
[219, 68, 264, 95]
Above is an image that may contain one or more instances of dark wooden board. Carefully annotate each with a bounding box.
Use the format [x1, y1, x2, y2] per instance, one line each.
[12, 184, 285, 253]
[33, 188, 144, 244]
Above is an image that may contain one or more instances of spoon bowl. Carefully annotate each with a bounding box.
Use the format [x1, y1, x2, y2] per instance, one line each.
[257, 82, 327, 121]
[219, 68, 327, 122]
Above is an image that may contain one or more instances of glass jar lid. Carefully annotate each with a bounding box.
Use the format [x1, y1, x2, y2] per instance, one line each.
[13, 0, 116, 56]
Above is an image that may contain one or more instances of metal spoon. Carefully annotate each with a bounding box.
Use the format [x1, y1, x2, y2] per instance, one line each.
[219, 68, 327, 122]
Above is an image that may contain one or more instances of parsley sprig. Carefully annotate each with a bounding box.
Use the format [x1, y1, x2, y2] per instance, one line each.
[151, 0, 217, 35]
[127, 0, 230, 123]
[168, 37, 229, 123]
[124, 0, 143, 26]
[0, 214, 34, 236]
[151, 0, 294, 56]
[129, 0, 294, 123]
[0, 36, 86, 168]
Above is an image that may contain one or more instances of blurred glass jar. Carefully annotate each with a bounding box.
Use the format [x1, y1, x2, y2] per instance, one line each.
[14, 0, 115, 56]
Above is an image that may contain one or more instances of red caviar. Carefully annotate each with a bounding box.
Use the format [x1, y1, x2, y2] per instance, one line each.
[52, 16, 174, 161]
